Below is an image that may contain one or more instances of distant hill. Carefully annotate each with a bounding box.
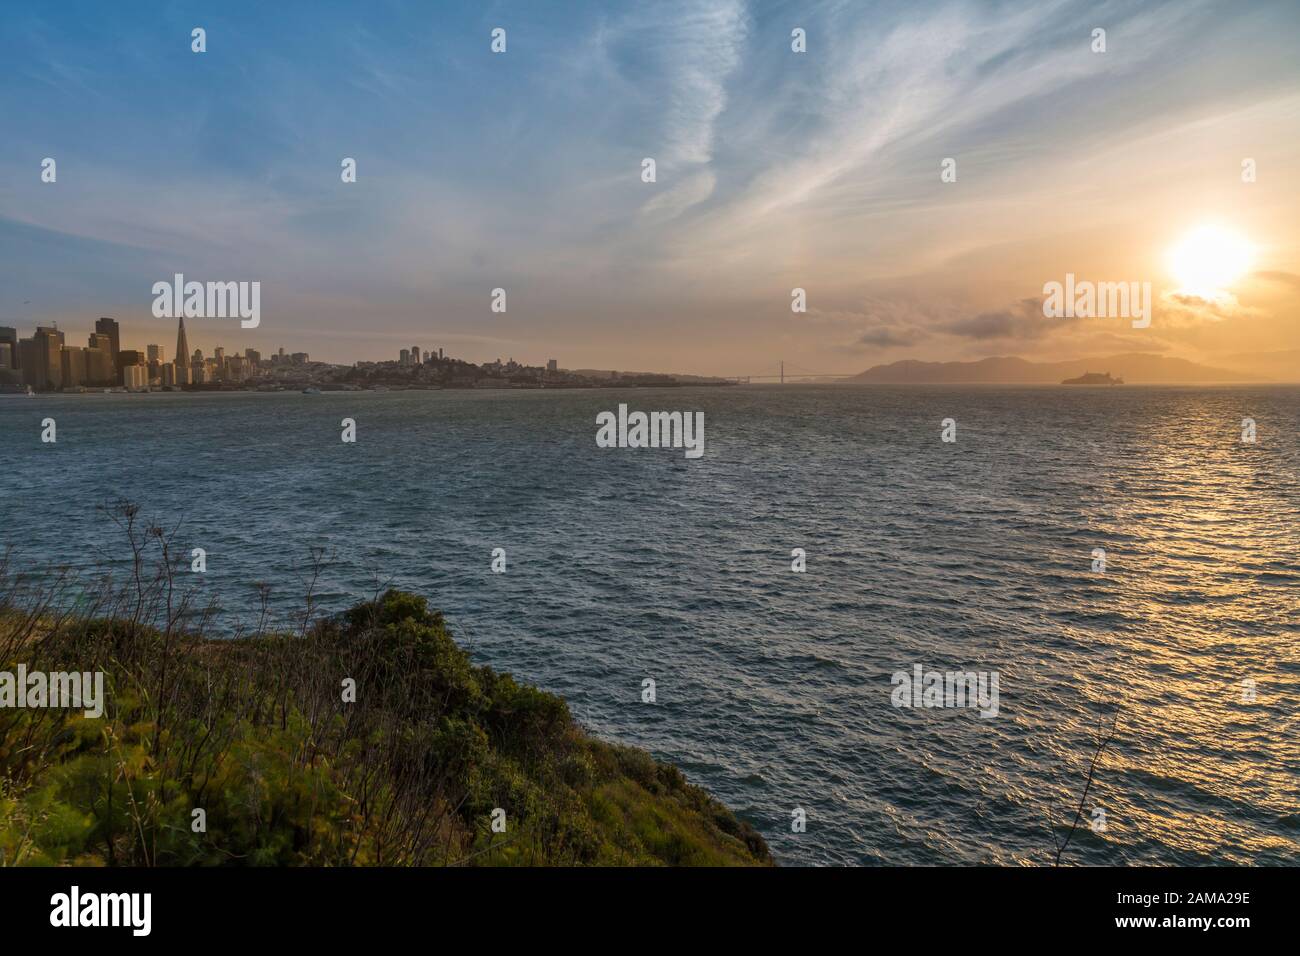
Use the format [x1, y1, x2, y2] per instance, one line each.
[849, 353, 1258, 384]
[1221, 349, 1300, 383]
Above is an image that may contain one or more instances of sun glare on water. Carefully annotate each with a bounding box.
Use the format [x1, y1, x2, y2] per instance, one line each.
[1167, 224, 1253, 299]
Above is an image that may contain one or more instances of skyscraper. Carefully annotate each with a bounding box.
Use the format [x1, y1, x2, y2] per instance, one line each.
[18, 339, 41, 388]
[17, 327, 61, 390]
[175, 316, 189, 372]
[94, 317, 120, 365]
[60, 347, 86, 388]
[0, 327, 18, 371]
[84, 347, 113, 386]
[28, 326, 64, 390]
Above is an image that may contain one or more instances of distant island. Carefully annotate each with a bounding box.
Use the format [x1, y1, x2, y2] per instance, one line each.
[1062, 371, 1123, 385]
[849, 352, 1261, 385]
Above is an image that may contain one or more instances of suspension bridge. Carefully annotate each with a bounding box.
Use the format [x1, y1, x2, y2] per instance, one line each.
[724, 361, 856, 384]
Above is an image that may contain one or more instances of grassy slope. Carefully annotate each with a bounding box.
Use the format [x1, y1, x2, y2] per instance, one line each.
[0, 591, 770, 866]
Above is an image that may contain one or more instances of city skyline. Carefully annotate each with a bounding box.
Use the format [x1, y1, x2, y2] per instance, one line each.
[0, 311, 320, 391]
[0, 310, 595, 391]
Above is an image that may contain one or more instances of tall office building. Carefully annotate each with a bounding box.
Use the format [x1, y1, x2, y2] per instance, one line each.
[411, 346, 420, 364]
[94, 317, 120, 365]
[21, 326, 65, 390]
[60, 346, 87, 388]
[0, 327, 18, 371]
[86, 336, 114, 386]
[118, 349, 144, 386]
[19, 339, 41, 388]
[0, 342, 15, 386]
[175, 316, 189, 372]
[547, 359, 558, 372]
[0, 342, 17, 385]
[147, 344, 165, 363]
[399, 348, 410, 366]
[84, 347, 113, 386]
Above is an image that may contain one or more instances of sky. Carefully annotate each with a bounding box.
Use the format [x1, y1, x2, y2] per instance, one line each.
[1, 0, 1298, 375]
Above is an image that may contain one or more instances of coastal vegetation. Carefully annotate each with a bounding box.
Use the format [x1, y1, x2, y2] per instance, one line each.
[0, 506, 770, 867]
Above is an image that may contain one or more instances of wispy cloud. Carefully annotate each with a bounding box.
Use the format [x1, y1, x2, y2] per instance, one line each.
[614, 0, 749, 219]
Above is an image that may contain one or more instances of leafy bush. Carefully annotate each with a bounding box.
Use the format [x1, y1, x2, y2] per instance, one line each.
[0, 535, 771, 867]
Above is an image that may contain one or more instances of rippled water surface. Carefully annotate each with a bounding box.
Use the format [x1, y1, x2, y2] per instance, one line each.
[3, 385, 1298, 865]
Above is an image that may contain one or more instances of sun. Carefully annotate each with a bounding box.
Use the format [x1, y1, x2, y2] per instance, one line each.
[1167, 224, 1253, 299]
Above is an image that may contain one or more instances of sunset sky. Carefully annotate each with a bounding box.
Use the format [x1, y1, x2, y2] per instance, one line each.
[2, 0, 1298, 374]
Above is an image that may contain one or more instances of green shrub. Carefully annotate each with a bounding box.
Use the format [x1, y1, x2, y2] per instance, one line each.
[0, 589, 771, 867]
